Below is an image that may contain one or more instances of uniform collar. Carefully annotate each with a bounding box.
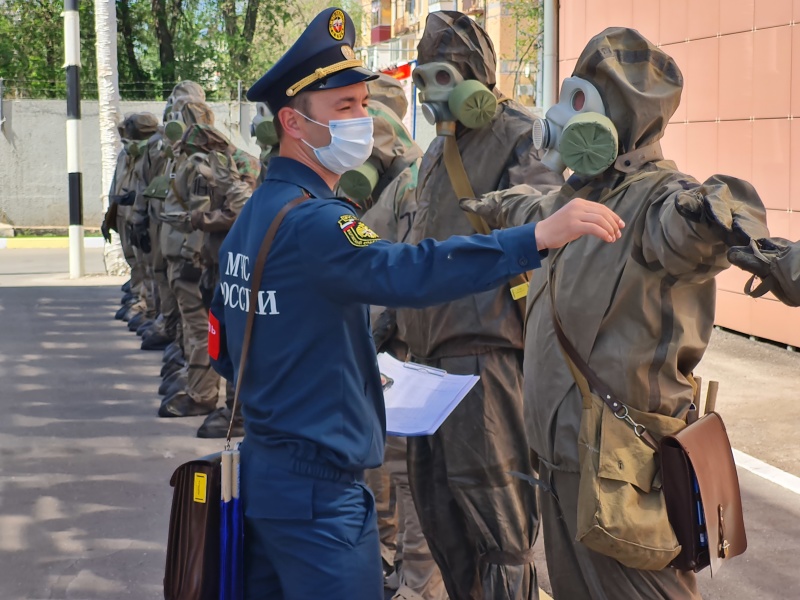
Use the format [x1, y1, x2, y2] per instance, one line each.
[264, 157, 335, 200]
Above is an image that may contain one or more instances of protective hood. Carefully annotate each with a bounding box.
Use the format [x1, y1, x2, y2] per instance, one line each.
[170, 80, 206, 102]
[573, 27, 683, 154]
[171, 96, 215, 128]
[117, 112, 159, 140]
[367, 74, 408, 119]
[417, 11, 496, 89]
[368, 99, 422, 175]
[178, 123, 234, 157]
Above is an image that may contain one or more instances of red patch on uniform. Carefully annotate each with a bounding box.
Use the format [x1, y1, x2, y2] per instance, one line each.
[208, 311, 220, 360]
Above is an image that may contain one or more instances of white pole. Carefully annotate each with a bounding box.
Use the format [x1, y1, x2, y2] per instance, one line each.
[542, 0, 559, 111]
[64, 0, 85, 278]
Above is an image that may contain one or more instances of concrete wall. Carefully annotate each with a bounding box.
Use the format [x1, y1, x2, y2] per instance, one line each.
[559, 0, 800, 347]
[0, 100, 261, 229]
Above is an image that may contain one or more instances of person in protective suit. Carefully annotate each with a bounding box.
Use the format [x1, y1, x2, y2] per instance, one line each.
[102, 112, 160, 325]
[156, 95, 219, 418]
[395, 11, 563, 600]
[136, 81, 207, 359]
[160, 122, 259, 429]
[460, 28, 776, 599]
[342, 74, 445, 600]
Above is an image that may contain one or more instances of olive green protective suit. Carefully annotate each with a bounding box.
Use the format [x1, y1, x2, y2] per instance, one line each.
[461, 28, 774, 600]
[396, 11, 563, 600]
[358, 77, 446, 600]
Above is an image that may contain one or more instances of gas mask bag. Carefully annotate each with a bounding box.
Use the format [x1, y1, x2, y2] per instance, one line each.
[413, 62, 497, 129]
[533, 77, 618, 177]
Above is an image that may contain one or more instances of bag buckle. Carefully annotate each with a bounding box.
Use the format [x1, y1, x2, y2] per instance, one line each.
[718, 505, 730, 558]
[613, 405, 647, 438]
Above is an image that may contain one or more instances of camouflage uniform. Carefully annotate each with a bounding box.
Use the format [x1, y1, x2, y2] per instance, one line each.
[158, 121, 258, 418]
[135, 82, 208, 349]
[396, 12, 563, 600]
[103, 113, 159, 319]
[462, 28, 775, 599]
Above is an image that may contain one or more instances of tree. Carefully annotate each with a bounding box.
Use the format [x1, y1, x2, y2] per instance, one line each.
[95, 0, 127, 274]
[505, 0, 543, 106]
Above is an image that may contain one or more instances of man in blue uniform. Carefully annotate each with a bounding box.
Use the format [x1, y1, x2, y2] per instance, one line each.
[209, 7, 625, 599]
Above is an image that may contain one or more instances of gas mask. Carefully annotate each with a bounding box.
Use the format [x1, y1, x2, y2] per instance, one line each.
[163, 95, 176, 122]
[251, 103, 279, 149]
[532, 77, 618, 177]
[122, 139, 141, 158]
[164, 110, 186, 143]
[339, 161, 380, 203]
[412, 62, 497, 135]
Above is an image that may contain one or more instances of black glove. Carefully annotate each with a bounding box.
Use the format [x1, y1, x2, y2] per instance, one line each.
[113, 190, 137, 206]
[101, 220, 112, 243]
[728, 238, 800, 307]
[179, 261, 203, 283]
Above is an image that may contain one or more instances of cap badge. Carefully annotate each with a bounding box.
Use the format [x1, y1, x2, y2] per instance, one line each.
[341, 45, 355, 60]
[329, 9, 345, 41]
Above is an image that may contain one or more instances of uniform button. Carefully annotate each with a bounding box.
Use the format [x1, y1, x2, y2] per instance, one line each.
[518, 257, 529, 267]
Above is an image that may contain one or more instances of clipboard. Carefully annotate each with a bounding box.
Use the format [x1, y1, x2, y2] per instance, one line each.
[378, 353, 480, 436]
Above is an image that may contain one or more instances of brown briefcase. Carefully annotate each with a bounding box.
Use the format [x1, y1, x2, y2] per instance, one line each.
[164, 453, 222, 600]
[660, 412, 747, 574]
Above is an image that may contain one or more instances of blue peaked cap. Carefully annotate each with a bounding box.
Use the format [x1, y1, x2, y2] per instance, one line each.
[247, 8, 377, 113]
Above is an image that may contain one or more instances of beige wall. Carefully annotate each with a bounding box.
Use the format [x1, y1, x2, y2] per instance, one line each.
[559, 0, 800, 347]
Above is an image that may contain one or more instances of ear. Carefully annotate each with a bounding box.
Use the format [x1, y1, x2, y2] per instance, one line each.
[278, 106, 304, 140]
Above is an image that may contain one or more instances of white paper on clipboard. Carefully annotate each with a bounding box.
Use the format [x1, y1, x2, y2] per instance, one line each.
[378, 353, 480, 437]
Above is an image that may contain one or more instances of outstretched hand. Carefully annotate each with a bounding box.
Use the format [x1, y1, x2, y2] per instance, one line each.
[535, 199, 625, 251]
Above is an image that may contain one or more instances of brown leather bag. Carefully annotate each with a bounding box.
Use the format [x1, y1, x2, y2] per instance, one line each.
[163, 194, 310, 599]
[660, 412, 747, 573]
[550, 263, 746, 573]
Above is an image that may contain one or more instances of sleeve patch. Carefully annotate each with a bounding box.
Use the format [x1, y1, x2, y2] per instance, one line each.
[338, 214, 380, 247]
[208, 311, 221, 360]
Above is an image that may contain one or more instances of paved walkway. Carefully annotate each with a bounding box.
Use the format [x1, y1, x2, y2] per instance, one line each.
[0, 248, 798, 599]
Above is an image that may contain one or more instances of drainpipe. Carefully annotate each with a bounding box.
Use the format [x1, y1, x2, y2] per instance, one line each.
[542, 0, 559, 111]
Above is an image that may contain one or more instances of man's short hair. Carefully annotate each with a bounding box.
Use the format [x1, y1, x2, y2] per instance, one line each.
[274, 92, 311, 141]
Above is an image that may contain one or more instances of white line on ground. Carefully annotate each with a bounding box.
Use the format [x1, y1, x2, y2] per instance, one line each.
[733, 448, 800, 495]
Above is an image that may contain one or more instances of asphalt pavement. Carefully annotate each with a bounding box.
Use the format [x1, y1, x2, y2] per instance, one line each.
[0, 248, 798, 599]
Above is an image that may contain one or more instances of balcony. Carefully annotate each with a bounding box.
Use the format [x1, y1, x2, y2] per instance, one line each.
[429, 1, 457, 12]
[394, 15, 410, 36]
[462, 0, 484, 16]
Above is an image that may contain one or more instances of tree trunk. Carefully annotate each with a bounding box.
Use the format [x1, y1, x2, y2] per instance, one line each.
[94, 0, 127, 275]
[152, 0, 178, 98]
[117, 0, 150, 97]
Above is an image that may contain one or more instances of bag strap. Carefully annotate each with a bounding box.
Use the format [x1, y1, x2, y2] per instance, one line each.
[547, 260, 660, 452]
[225, 192, 310, 446]
[442, 134, 531, 316]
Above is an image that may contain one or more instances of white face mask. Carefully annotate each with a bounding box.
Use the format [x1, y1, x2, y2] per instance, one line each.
[295, 110, 374, 175]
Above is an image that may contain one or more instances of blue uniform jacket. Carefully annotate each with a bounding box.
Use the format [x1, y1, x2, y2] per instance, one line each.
[210, 157, 544, 473]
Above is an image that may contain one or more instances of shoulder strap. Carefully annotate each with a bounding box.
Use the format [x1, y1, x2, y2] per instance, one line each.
[226, 193, 310, 445]
[442, 134, 531, 317]
[547, 260, 660, 452]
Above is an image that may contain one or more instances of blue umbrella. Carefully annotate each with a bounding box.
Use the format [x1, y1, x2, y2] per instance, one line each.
[220, 447, 243, 600]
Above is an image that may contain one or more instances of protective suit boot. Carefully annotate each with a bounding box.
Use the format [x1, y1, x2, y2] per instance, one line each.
[196, 407, 244, 439]
[162, 341, 183, 363]
[121, 280, 132, 294]
[136, 320, 154, 336]
[127, 313, 146, 332]
[160, 358, 185, 379]
[158, 392, 216, 418]
[114, 305, 130, 320]
[159, 371, 188, 396]
[141, 330, 172, 351]
[120, 292, 136, 305]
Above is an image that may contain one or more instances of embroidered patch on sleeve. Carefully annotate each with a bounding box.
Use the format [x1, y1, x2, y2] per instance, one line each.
[208, 311, 221, 361]
[338, 214, 381, 247]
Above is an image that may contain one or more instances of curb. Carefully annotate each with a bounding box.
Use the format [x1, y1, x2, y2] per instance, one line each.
[0, 237, 106, 250]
